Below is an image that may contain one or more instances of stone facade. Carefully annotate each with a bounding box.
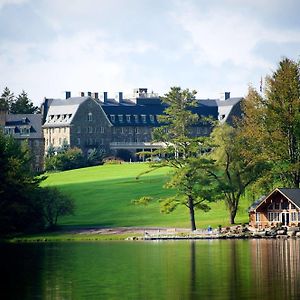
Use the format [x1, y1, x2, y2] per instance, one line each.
[42, 97, 111, 156]
[1, 111, 45, 172]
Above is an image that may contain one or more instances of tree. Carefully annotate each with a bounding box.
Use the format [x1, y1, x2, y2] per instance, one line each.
[135, 87, 215, 230]
[39, 187, 75, 228]
[0, 133, 45, 234]
[209, 124, 268, 224]
[0, 87, 14, 111]
[10, 90, 39, 114]
[241, 58, 300, 188]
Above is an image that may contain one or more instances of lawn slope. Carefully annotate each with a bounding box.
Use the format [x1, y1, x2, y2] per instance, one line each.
[43, 163, 249, 229]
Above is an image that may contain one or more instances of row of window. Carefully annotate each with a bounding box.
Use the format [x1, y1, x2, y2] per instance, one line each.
[110, 114, 156, 123]
[77, 126, 105, 134]
[268, 202, 295, 210]
[5, 127, 30, 136]
[77, 138, 104, 146]
[47, 114, 72, 122]
[46, 138, 68, 146]
[45, 127, 67, 134]
[267, 212, 300, 222]
[112, 127, 150, 134]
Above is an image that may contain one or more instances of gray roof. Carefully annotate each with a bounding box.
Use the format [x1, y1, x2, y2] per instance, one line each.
[5, 113, 43, 139]
[278, 188, 300, 208]
[43, 97, 90, 127]
[249, 188, 300, 211]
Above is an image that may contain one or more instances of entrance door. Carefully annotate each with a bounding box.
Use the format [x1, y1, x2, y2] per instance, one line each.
[281, 213, 289, 226]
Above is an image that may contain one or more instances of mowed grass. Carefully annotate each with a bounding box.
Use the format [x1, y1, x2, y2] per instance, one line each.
[42, 163, 250, 229]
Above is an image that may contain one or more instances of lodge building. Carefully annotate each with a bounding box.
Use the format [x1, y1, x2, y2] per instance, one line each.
[42, 88, 243, 160]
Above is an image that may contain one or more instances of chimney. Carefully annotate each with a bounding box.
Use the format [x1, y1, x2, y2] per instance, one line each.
[80, 92, 85, 97]
[0, 109, 8, 127]
[87, 91, 92, 97]
[220, 92, 230, 101]
[93, 92, 99, 100]
[66, 91, 71, 99]
[103, 92, 108, 103]
[118, 92, 123, 103]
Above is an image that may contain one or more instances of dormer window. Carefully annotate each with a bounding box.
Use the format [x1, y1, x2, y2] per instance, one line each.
[88, 112, 93, 122]
[141, 115, 146, 123]
[134, 115, 139, 123]
[118, 115, 123, 123]
[126, 115, 131, 123]
[110, 115, 115, 122]
[149, 115, 155, 123]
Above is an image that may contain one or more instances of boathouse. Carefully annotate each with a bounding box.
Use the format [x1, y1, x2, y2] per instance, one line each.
[249, 188, 300, 227]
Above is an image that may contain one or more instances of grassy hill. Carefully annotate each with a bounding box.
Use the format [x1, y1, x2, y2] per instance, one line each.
[43, 163, 250, 229]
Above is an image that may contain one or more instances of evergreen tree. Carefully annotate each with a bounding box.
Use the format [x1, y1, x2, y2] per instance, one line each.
[0, 87, 14, 111]
[10, 90, 39, 114]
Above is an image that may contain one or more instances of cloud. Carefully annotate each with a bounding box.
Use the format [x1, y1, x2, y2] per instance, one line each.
[171, 1, 300, 69]
[0, 0, 27, 9]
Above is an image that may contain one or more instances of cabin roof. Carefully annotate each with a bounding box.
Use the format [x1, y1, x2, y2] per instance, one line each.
[249, 188, 300, 212]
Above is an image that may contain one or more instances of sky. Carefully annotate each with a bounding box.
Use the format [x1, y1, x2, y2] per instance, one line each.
[1, 0, 300, 105]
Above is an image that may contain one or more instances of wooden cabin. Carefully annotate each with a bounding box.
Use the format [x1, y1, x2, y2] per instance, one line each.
[249, 188, 300, 228]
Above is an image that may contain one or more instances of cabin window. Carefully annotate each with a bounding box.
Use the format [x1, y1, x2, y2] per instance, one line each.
[274, 203, 280, 210]
[88, 126, 93, 133]
[281, 202, 288, 210]
[274, 212, 280, 222]
[88, 113, 93, 122]
[100, 127, 104, 134]
[110, 115, 115, 122]
[126, 115, 131, 123]
[255, 212, 260, 223]
[291, 203, 296, 209]
[141, 115, 147, 123]
[118, 115, 123, 123]
[291, 212, 297, 222]
[134, 115, 139, 123]
[268, 203, 274, 209]
[135, 127, 140, 134]
[268, 212, 274, 221]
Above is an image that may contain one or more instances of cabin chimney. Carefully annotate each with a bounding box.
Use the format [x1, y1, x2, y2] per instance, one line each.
[87, 91, 92, 97]
[220, 92, 230, 101]
[80, 92, 85, 97]
[118, 92, 123, 103]
[103, 92, 108, 103]
[65, 91, 71, 99]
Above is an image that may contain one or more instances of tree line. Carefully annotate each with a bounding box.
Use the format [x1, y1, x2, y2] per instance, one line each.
[0, 133, 75, 236]
[135, 57, 300, 230]
[0, 87, 39, 114]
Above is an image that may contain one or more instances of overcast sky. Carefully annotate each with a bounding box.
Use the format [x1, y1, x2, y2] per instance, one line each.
[1, 0, 300, 105]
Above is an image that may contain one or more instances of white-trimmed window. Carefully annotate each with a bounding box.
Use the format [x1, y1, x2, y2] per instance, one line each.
[291, 212, 297, 222]
[118, 115, 124, 123]
[134, 115, 139, 123]
[88, 112, 93, 122]
[150, 115, 155, 123]
[88, 126, 93, 133]
[110, 115, 115, 122]
[100, 127, 104, 134]
[255, 212, 261, 223]
[126, 115, 131, 123]
[135, 127, 139, 134]
[141, 115, 147, 123]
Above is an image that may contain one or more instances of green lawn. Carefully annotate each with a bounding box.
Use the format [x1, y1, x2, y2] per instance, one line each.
[42, 163, 250, 229]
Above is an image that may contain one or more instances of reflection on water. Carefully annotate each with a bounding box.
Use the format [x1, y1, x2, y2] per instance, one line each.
[1, 239, 300, 299]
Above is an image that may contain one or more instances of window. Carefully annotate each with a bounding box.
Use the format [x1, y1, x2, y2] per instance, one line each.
[88, 126, 93, 133]
[268, 212, 274, 221]
[126, 115, 131, 123]
[291, 212, 297, 222]
[88, 112, 93, 122]
[274, 203, 280, 210]
[121, 127, 125, 134]
[274, 212, 279, 222]
[100, 127, 104, 134]
[118, 115, 124, 123]
[89, 138, 93, 145]
[134, 115, 139, 123]
[110, 115, 115, 122]
[128, 128, 133, 134]
[255, 212, 260, 223]
[291, 203, 296, 209]
[20, 127, 30, 136]
[150, 115, 155, 123]
[77, 126, 81, 133]
[282, 202, 288, 210]
[135, 127, 139, 134]
[100, 138, 104, 145]
[77, 138, 80, 145]
[141, 115, 146, 123]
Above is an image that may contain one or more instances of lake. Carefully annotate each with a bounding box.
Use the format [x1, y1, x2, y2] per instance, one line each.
[1, 239, 300, 299]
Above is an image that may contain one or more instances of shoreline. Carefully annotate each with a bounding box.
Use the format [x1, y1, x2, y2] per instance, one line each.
[5, 226, 300, 243]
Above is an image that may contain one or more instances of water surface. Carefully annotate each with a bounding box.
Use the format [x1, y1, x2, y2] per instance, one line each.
[1, 239, 300, 299]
